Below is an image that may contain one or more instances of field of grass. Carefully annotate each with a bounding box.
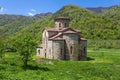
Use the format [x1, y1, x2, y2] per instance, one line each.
[0, 49, 120, 80]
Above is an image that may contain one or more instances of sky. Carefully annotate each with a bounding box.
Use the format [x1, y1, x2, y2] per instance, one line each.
[0, 0, 120, 16]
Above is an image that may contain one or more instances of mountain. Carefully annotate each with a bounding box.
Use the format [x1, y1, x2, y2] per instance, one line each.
[0, 12, 53, 27]
[52, 5, 120, 39]
[0, 5, 120, 41]
[101, 5, 120, 20]
[17, 4, 97, 42]
[87, 7, 108, 13]
[33, 12, 52, 19]
[53, 5, 95, 19]
[0, 13, 52, 39]
[0, 14, 30, 26]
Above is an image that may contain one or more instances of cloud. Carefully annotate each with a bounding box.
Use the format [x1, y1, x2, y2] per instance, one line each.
[28, 12, 34, 16]
[0, 7, 5, 13]
[28, 8, 37, 16]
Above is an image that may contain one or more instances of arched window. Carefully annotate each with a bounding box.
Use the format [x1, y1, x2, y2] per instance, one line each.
[65, 23, 67, 27]
[59, 23, 61, 27]
[38, 49, 40, 55]
[70, 46, 73, 54]
[45, 53, 46, 58]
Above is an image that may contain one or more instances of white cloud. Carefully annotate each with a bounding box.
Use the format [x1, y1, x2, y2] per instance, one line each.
[28, 12, 34, 16]
[0, 7, 4, 13]
[28, 8, 37, 16]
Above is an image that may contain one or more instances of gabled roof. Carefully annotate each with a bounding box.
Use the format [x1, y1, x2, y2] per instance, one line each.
[50, 33, 62, 39]
[45, 27, 81, 41]
[45, 27, 81, 33]
[61, 27, 80, 34]
[49, 33, 64, 40]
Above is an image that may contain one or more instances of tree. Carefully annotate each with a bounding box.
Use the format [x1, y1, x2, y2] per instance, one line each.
[14, 34, 37, 70]
[0, 38, 6, 60]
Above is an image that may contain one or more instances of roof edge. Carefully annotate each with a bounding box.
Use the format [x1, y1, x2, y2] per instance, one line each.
[54, 17, 70, 21]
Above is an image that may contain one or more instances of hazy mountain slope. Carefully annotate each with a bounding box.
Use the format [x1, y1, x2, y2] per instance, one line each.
[0, 13, 52, 39]
[0, 15, 34, 38]
[0, 14, 32, 26]
[87, 7, 108, 13]
[33, 12, 52, 19]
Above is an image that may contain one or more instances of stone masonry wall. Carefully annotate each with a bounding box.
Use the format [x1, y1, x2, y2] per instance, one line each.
[63, 34, 79, 60]
[47, 40, 53, 59]
[79, 40, 87, 60]
[52, 40, 65, 60]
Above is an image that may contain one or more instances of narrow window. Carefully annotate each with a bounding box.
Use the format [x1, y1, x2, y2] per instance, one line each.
[65, 23, 67, 27]
[59, 23, 61, 27]
[70, 46, 73, 54]
[38, 50, 40, 55]
[45, 53, 46, 58]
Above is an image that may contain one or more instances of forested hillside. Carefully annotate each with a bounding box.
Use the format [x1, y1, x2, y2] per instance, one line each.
[87, 7, 108, 13]
[0, 15, 33, 38]
[0, 13, 52, 39]
[101, 5, 120, 20]
[54, 5, 120, 39]
[0, 5, 120, 43]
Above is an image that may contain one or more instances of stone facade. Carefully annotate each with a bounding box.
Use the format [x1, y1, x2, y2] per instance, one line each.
[37, 17, 87, 60]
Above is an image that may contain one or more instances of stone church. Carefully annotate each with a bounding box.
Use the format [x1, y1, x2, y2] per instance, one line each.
[37, 17, 87, 60]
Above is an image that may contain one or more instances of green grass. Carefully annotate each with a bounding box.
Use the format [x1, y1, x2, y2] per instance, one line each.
[0, 49, 120, 80]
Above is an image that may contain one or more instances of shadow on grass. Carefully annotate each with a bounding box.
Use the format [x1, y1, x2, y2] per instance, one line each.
[25, 65, 51, 71]
[87, 57, 95, 61]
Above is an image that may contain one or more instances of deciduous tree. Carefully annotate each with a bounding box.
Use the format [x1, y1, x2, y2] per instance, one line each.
[14, 34, 37, 70]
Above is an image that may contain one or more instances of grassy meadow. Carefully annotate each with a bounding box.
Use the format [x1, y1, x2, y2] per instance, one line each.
[0, 49, 120, 80]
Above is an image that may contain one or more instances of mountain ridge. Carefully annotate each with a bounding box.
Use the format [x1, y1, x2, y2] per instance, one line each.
[0, 5, 120, 41]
